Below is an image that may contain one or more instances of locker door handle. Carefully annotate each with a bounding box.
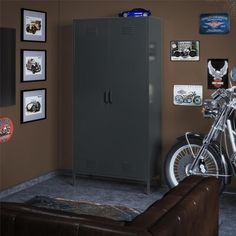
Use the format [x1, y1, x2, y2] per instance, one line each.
[104, 91, 109, 104]
[108, 90, 112, 104]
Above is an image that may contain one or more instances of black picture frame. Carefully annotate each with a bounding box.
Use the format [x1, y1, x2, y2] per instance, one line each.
[21, 88, 47, 123]
[207, 59, 229, 89]
[21, 8, 47, 42]
[21, 49, 47, 82]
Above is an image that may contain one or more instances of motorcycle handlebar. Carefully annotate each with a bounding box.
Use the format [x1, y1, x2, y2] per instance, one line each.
[226, 86, 236, 93]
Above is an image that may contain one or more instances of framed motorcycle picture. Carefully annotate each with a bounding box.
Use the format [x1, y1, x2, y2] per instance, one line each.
[21, 88, 47, 123]
[21, 49, 47, 82]
[170, 40, 200, 61]
[208, 59, 228, 89]
[173, 85, 203, 106]
[21, 8, 47, 42]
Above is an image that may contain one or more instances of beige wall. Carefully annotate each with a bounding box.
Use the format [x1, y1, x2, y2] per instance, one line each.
[1, 0, 236, 191]
[0, 0, 60, 191]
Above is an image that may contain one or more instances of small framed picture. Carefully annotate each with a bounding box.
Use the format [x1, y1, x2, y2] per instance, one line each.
[21, 89, 46, 123]
[208, 59, 229, 89]
[170, 40, 200, 62]
[21, 8, 47, 42]
[173, 85, 203, 106]
[21, 50, 46, 82]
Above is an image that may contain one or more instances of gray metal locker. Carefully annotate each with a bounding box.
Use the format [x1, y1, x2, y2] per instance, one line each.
[73, 17, 162, 192]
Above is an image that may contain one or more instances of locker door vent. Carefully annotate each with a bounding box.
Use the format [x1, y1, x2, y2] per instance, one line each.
[149, 43, 157, 61]
[86, 26, 98, 36]
[121, 26, 135, 35]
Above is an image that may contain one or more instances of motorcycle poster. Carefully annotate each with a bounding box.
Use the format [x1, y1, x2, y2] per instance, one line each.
[170, 41, 200, 61]
[208, 59, 228, 89]
[173, 85, 203, 106]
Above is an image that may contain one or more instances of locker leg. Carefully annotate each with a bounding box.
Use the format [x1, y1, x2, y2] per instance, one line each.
[146, 180, 151, 194]
[72, 172, 76, 186]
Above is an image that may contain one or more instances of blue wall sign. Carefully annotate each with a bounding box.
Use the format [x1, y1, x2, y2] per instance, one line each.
[200, 13, 230, 34]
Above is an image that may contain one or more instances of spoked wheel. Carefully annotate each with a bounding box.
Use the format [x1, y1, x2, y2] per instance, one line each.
[164, 138, 225, 192]
[175, 95, 184, 104]
[193, 96, 202, 105]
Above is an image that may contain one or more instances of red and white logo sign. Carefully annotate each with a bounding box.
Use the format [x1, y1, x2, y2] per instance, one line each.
[0, 117, 14, 144]
[206, 21, 224, 29]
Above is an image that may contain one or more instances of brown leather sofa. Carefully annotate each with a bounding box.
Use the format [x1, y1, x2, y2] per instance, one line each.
[0, 176, 219, 236]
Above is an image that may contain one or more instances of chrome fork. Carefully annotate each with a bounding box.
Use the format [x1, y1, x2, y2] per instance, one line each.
[227, 119, 236, 153]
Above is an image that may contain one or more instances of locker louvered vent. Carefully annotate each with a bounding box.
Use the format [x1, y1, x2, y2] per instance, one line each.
[121, 26, 135, 35]
[149, 42, 157, 61]
[86, 26, 98, 36]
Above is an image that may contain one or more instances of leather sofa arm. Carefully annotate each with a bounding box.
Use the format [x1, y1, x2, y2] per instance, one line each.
[148, 177, 219, 236]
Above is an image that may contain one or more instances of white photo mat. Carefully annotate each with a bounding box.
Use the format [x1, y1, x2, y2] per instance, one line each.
[21, 8, 46, 42]
[21, 89, 46, 123]
[21, 50, 46, 82]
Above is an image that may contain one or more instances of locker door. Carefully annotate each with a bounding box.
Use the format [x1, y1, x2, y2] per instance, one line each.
[107, 18, 149, 180]
[74, 20, 113, 175]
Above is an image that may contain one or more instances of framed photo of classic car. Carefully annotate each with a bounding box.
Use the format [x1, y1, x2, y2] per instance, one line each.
[21, 9, 47, 42]
[21, 50, 46, 82]
[170, 40, 200, 61]
[21, 89, 46, 123]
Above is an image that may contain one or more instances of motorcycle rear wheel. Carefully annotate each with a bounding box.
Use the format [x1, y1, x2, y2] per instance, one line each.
[164, 138, 225, 193]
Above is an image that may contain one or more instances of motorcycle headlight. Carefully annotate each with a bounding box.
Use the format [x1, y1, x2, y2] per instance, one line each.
[202, 99, 219, 118]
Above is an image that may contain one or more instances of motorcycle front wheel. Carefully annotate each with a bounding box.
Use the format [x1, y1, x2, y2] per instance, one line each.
[164, 138, 225, 192]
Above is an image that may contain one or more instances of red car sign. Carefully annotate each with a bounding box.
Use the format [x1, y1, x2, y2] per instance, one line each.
[0, 117, 14, 144]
